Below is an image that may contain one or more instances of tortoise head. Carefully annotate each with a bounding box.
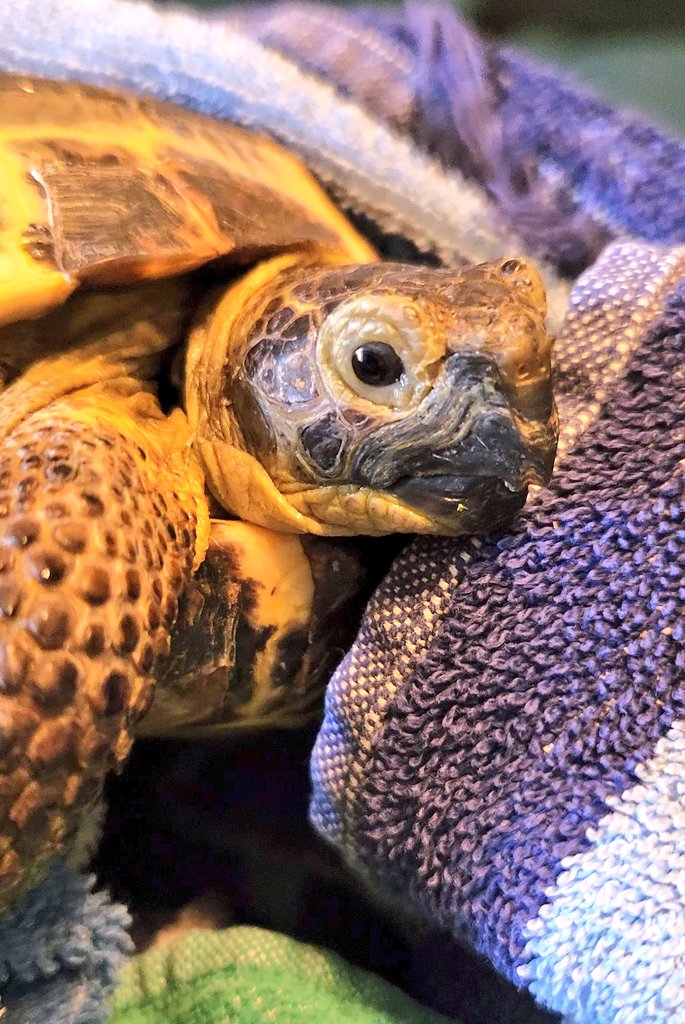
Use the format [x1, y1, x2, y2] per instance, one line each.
[187, 254, 558, 536]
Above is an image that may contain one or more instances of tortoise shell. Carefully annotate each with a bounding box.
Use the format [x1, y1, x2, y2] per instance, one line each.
[0, 75, 371, 329]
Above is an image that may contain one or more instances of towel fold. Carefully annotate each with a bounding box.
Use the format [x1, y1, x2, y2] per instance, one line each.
[232, 3, 685, 267]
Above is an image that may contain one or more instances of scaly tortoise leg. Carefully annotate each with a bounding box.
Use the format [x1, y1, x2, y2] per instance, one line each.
[0, 380, 208, 910]
[138, 522, 368, 738]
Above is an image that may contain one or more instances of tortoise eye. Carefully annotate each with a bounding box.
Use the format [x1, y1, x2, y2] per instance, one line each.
[351, 343, 404, 387]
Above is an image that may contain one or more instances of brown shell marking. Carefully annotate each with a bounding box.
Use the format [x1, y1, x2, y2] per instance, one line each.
[0, 75, 374, 329]
[0, 397, 199, 908]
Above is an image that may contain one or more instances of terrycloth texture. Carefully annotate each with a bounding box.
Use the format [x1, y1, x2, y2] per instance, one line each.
[110, 925, 455, 1024]
[0, 860, 132, 1023]
[1, 2, 684, 1023]
[244, 7, 685, 1023]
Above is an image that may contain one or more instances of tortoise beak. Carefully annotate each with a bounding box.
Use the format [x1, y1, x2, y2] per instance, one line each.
[391, 352, 558, 535]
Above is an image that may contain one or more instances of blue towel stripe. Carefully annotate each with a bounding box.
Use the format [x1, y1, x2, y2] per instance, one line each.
[311, 536, 471, 846]
[0, 860, 132, 1024]
[520, 721, 685, 1024]
[243, 5, 685, 273]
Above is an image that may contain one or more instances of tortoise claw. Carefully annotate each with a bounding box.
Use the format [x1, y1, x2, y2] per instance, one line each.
[0, 392, 203, 910]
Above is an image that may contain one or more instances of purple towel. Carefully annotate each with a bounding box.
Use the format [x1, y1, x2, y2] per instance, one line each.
[238, 7, 685, 1022]
[236, 3, 685, 266]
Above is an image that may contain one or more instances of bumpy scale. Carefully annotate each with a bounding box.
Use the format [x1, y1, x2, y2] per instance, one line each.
[0, 384, 207, 899]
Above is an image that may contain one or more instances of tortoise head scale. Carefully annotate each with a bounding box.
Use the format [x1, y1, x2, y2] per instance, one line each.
[187, 251, 558, 537]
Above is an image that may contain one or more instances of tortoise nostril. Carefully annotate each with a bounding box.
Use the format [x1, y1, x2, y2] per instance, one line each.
[500, 258, 525, 275]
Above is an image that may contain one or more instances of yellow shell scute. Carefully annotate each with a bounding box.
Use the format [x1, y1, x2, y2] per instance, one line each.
[0, 147, 74, 329]
[0, 73, 374, 334]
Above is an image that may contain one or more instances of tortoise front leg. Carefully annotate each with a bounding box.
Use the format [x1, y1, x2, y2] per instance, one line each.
[0, 380, 208, 910]
[138, 522, 368, 737]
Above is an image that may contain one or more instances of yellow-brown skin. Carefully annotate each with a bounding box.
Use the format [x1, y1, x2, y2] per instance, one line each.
[187, 250, 454, 535]
[187, 252, 554, 536]
[0, 75, 557, 910]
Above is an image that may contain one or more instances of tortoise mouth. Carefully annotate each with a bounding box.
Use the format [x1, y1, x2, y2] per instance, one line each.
[391, 473, 531, 535]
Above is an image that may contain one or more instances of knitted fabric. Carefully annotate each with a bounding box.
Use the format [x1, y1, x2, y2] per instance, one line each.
[109, 926, 454, 1024]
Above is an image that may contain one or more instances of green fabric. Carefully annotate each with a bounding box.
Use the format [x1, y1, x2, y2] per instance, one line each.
[110, 926, 457, 1024]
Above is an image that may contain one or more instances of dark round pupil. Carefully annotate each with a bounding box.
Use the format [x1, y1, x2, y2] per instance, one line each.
[351, 343, 404, 387]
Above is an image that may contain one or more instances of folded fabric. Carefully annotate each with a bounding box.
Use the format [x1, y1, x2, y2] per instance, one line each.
[109, 925, 454, 1024]
[0, 859, 131, 1024]
[237, 3, 685, 264]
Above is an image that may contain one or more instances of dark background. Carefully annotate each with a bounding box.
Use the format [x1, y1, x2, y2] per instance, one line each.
[173, 0, 685, 135]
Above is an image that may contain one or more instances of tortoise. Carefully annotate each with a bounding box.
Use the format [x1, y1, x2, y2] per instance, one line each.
[0, 74, 558, 910]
